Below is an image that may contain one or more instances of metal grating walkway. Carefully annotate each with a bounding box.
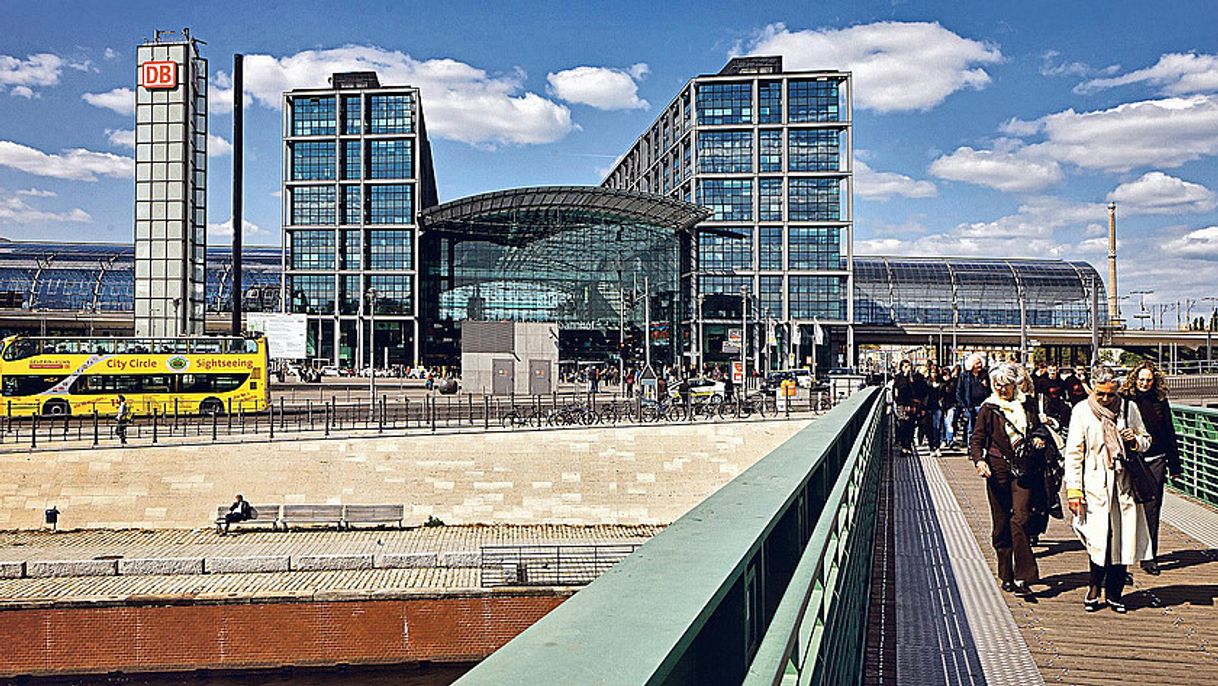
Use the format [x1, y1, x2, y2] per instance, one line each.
[892, 450, 1045, 686]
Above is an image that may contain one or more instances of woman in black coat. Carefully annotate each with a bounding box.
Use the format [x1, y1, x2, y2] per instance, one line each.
[1120, 361, 1181, 575]
[970, 363, 1047, 596]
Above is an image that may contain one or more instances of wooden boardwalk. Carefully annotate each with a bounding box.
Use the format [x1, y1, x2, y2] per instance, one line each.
[939, 453, 1218, 685]
[869, 449, 1218, 685]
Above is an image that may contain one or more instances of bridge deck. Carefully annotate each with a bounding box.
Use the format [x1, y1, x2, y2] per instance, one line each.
[870, 449, 1218, 685]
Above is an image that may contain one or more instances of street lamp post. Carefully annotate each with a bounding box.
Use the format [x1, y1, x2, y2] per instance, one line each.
[366, 287, 379, 418]
[740, 285, 749, 392]
[696, 292, 705, 376]
[1129, 289, 1153, 330]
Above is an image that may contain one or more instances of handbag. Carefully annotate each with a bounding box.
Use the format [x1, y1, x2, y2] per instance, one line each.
[990, 407, 1035, 479]
[1121, 400, 1159, 504]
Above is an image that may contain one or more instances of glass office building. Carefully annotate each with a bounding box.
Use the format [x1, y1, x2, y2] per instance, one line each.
[418, 187, 710, 364]
[282, 72, 438, 367]
[602, 56, 853, 371]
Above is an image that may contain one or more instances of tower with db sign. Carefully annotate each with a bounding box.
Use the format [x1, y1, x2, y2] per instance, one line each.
[133, 29, 208, 337]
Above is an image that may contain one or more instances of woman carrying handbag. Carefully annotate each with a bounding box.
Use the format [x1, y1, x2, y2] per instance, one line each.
[1064, 366, 1152, 613]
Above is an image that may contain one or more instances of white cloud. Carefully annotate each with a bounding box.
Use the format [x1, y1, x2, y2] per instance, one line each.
[854, 159, 937, 200]
[82, 87, 135, 115]
[1077, 52, 1218, 96]
[1038, 50, 1119, 79]
[105, 128, 135, 149]
[9, 86, 34, 99]
[929, 143, 1063, 192]
[0, 191, 90, 225]
[15, 188, 56, 197]
[1108, 172, 1217, 215]
[947, 95, 1218, 184]
[0, 140, 133, 181]
[1163, 226, 1218, 261]
[208, 134, 232, 156]
[738, 21, 1002, 112]
[1030, 95, 1218, 172]
[0, 53, 63, 95]
[211, 45, 575, 147]
[207, 217, 262, 237]
[546, 64, 649, 110]
[103, 48, 117, 60]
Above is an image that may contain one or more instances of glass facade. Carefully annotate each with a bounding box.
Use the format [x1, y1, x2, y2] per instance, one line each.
[697, 82, 753, 125]
[602, 60, 855, 366]
[698, 179, 753, 222]
[284, 79, 435, 367]
[697, 131, 752, 173]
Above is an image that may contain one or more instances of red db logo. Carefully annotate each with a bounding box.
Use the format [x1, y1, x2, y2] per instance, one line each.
[140, 61, 178, 90]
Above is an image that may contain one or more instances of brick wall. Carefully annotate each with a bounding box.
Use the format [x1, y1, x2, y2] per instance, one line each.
[0, 593, 568, 678]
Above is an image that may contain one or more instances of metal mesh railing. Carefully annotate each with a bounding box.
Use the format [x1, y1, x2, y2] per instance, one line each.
[0, 389, 838, 452]
[1173, 404, 1218, 508]
[480, 544, 642, 587]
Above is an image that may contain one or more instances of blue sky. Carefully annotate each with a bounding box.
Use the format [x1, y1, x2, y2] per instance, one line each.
[1, 0, 1216, 318]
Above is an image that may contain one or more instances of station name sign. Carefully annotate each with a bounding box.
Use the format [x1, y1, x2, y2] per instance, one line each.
[140, 61, 178, 90]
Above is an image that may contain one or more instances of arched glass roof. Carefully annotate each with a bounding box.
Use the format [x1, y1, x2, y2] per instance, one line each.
[419, 186, 711, 243]
[854, 256, 1105, 328]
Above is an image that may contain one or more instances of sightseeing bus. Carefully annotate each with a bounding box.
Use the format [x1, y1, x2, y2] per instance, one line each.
[0, 335, 270, 417]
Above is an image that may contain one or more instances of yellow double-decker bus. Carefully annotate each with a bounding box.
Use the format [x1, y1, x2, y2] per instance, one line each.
[0, 335, 270, 417]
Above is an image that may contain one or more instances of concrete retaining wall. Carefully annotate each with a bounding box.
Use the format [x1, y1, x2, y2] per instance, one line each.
[0, 420, 807, 530]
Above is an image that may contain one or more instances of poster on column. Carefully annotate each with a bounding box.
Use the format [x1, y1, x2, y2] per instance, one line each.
[246, 313, 309, 359]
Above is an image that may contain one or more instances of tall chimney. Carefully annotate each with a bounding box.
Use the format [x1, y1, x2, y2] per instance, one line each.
[1107, 201, 1119, 327]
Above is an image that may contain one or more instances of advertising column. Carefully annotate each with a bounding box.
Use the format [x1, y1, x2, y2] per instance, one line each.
[134, 29, 207, 337]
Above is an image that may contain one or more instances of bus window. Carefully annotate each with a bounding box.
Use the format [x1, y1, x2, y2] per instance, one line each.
[3, 375, 68, 396]
[178, 373, 249, 393]
[54, 341, 80, 354]
[243, 339, 260, 354]
[92, 340, 116, 355]
[191, 339, 222, 353]
[2, 339, 39, 361]
[143, 375, 173, 392]
[71, 375, 141, 394]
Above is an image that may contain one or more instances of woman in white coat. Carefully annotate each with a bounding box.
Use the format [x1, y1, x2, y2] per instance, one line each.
[1064, 366, 1152, 613]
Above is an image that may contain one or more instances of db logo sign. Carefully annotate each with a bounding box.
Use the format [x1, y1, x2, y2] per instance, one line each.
[140, 61, 178, 90]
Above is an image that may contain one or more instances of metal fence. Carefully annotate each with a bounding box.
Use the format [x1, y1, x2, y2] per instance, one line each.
[1173, 404, 1218, 507]
[480, 544, 643, 587]
[454, 387, 887, 686]
[0, 390, 838, 452]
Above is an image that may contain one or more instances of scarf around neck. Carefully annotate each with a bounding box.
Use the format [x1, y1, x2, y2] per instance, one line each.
[1086, 395, 1123, 469]
[984, 391, 1027, 447]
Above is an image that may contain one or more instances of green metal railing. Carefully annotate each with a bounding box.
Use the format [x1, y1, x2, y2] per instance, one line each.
[455, 387, 887, 686]
[1172, 404, 1218, 507]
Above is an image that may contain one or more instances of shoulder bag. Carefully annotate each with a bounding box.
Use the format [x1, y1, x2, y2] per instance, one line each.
[1121, 400, 1158, 504]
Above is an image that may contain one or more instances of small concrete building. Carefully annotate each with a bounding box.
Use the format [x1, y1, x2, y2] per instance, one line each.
[461, 321, 559, 395]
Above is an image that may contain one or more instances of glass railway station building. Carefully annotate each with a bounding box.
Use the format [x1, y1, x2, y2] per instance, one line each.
[0, 58, 1107, 370]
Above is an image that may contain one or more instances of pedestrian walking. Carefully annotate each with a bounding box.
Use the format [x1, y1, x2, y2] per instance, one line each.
[940, 366, 959, 448]
[115, 394, 131, 446]
[590, 366, 600, 394]
[922, 361, 944, 456]
[1120, 361, 1181, 576]
[957, 353, 991, 442]
[970, 363, 1046, 597]
[1065, 366, 1152, 613]
[893, 360, 917, 455]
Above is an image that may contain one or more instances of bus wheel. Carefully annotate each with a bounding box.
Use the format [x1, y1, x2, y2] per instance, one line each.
[200, 398, 224, 416]
[43, 399, 71, 417]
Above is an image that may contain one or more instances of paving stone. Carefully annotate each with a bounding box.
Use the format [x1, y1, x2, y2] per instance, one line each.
[205, 555, 289, 574]
[0, 561, 23, 578]
[439, 550, 479, 567]
[292, 554, 374, 571]
[376, 552, 438, 569]
[25, 559, 117, 578]
[118, 557, 204, 576]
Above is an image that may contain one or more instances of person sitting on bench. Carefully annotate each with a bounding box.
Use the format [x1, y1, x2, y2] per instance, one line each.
[222, 494, 253, 533]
